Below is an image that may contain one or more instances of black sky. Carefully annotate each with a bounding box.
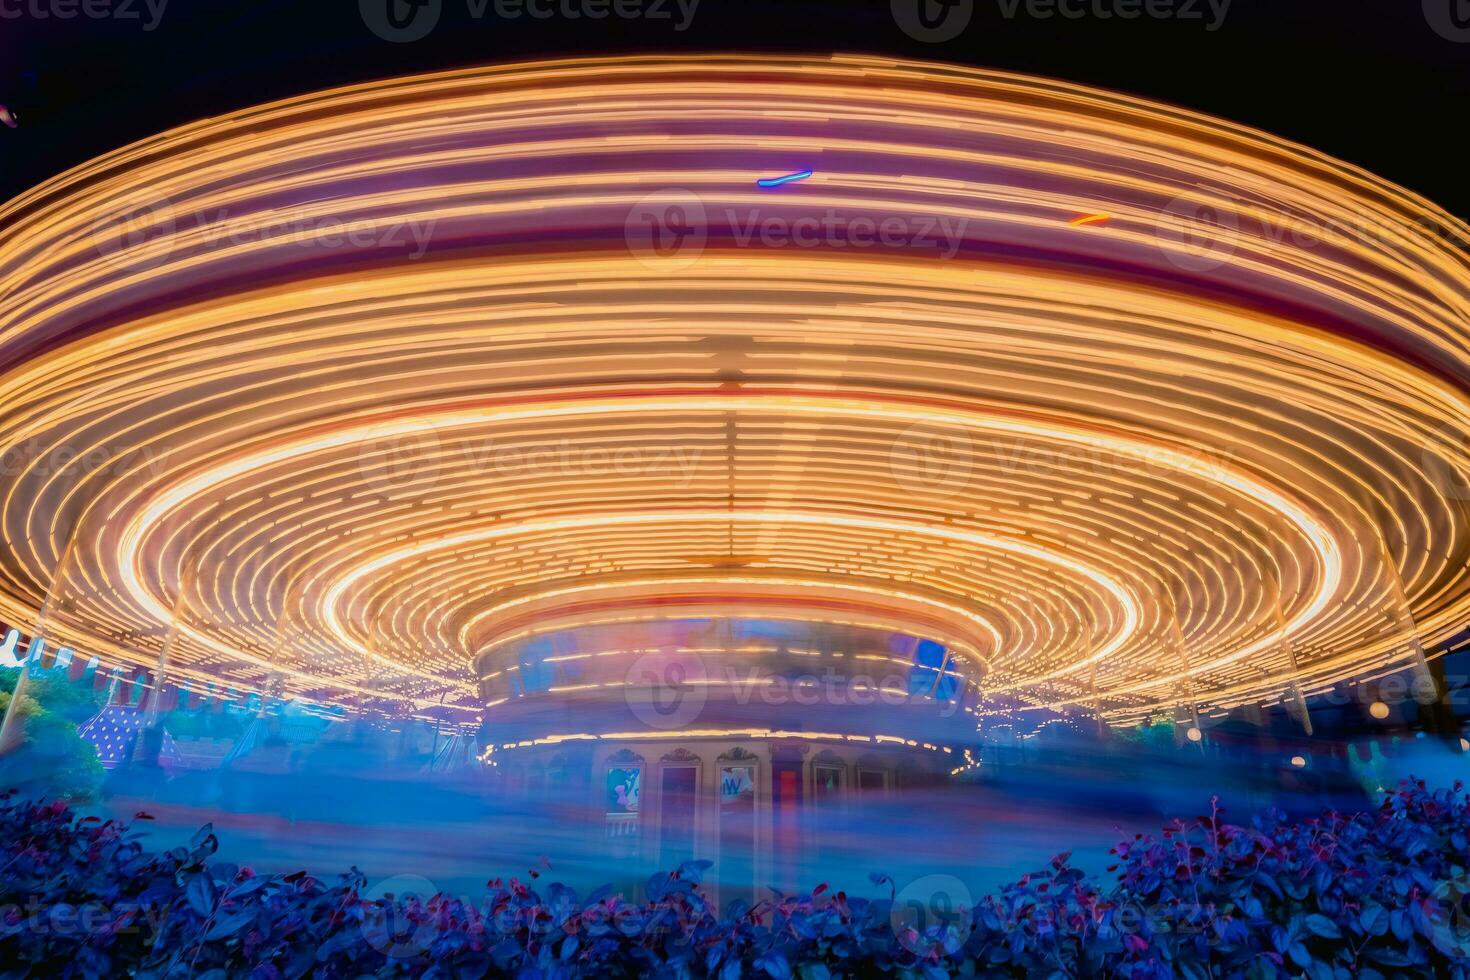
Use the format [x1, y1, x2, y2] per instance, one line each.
[0, 0, 1467, 216]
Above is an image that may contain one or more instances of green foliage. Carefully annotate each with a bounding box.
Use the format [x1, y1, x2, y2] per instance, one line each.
[1118, 715, 1177, 749]
[0, 670, 104, 802]
[1, 781, 1468, 977]
[161, 708, 245, 741]
[0, 670, 101, 724]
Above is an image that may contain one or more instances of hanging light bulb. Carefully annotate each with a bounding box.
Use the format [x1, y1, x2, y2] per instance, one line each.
[1290, 755, 1307, 768]
[1186, 726, 1202, 742]
[1368, 701, 1390, 720]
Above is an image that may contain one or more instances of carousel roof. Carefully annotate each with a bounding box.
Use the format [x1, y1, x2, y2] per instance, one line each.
[0, 56, 1467, 726]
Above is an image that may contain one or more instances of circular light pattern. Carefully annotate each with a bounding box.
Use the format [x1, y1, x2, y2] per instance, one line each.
[1369, 700, 1391, 720]
[0, 55, 1467, 724]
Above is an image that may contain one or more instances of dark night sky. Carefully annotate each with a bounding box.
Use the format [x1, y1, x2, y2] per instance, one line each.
[0, 0, 1467, 216]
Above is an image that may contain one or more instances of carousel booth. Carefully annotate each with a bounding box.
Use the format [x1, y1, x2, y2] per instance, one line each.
[476, 618, 972, 894]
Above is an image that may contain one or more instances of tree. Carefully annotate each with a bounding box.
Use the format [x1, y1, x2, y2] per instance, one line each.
[0, 669, 104, 800]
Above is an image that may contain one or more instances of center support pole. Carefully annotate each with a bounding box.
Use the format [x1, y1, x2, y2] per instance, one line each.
[1161, 582, 1205, 742]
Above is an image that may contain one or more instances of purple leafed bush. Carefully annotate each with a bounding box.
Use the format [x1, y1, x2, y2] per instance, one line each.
[1, 781, 1468, 978]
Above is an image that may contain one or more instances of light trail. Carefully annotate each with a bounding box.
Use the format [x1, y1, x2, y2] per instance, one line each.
[0, 55, 1465, 724]
[757, 169, 815, 187]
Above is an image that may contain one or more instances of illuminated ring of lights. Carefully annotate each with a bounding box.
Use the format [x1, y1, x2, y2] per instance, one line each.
[459, 573, 1003, 674]
[481, 729, 956, 759]
[109, 389, 1334, 702]
[285, 392, 1337, 690]
[0, 55, 1467, 725]
[317, 508, 1138, 674]
[476, 606, 985, 705]
[112, 388, 1331, 693]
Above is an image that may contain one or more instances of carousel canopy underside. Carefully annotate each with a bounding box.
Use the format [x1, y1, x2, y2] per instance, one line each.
[0, 55, 1468, 730]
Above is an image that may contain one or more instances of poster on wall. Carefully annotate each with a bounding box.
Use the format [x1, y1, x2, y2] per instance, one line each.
[720, 765, 756, 812]
[813, 764, 842, 804]
[606, 766, 641, 816]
